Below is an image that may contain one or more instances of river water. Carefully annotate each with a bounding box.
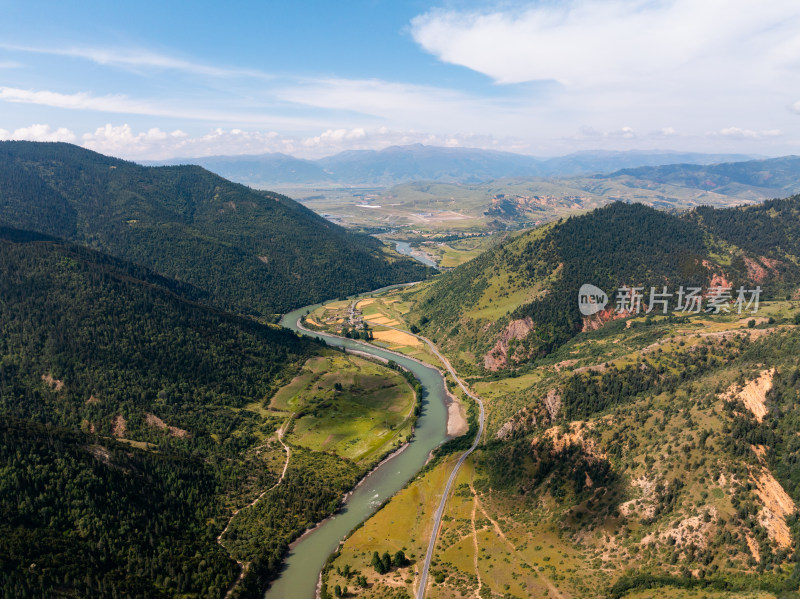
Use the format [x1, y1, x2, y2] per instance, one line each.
[389, 240, 438, 268]
[264, 304, 449, 599]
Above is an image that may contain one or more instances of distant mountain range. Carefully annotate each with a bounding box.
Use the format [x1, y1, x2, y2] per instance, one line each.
[145, 144, 757, 186]
[607, 155, 800, 199]
[297, 154, 800, 233]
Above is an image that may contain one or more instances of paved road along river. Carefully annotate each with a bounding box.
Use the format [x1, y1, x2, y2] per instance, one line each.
[264, 301, 451, 599]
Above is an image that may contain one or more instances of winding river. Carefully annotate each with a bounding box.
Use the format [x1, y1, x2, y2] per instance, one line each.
[389, 240, 439, 268]
[265, 302, 450, 599]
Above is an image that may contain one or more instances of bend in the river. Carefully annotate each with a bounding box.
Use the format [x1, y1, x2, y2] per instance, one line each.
[264, 302, 451, 599]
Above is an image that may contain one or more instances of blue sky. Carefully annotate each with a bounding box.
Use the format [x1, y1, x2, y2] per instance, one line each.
[1, 0, 799, 159]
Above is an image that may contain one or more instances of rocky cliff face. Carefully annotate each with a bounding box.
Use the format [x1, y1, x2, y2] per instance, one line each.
[581, 305, 627, 332]
[483, 317, 535, 371]
[743, 256, 780, 284]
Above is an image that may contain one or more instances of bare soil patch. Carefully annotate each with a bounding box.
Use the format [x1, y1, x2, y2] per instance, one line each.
[447, 399, 468, 437]
[752, 467, 796, 548]
[145, 413, 190, 438]
[112, 414, 127, 437]
[41, 373, 64, 391]
[721, 369, 774, 422]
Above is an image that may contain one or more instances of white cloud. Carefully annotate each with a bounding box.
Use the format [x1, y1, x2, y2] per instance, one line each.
[408, 1, 800, 154]
[82, 124, 195, 156]
[575, 125, 636, 140]
[58, 124, 526, 160]
[617, 126, 636, 140]
[411, 0, 800, 87]
[273, 77, 531, 135]
[0, 86, 158, 114]
[0, 85, 332, 129]
[1, 10, 796, 157]
[0, 124, 76, 142]
[714, 127, 782, 139]
[302, 128, 367, 147]
[81, 124, 293, 159]
[1, 43, 271, 79]
[3, 120, 791, 162]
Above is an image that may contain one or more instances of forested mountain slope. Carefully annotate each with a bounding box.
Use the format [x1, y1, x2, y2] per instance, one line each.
[0, 141, 430, 315]
[408, 200, 800, 372]
[690, 197, 800, 263]
[0, 226, 321, 597]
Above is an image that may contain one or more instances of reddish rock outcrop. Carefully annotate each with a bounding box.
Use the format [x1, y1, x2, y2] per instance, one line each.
[581, 305, 627, 332]
[483, 317, 535, 371]
[744, 256, 780, 284]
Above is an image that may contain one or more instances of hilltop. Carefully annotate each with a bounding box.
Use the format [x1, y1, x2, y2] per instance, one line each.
[406, 199, 800, 373]
[0, 141, 430, 316]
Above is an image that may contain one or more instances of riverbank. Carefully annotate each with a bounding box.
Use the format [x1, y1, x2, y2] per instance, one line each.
[446, 391, 468, 437]
[294, 306, 485, 599]
[264, 304, 451, 599]
[301, 313, 472, 442]
[389, 239, 439, 269]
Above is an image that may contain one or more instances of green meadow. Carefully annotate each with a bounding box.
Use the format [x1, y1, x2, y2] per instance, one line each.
[273, 352, 418, 465]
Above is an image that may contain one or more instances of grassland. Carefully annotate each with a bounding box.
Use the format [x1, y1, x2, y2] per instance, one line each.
[325, 452, 591, 599]
[266, 351, 418, 465]
[415, 235, 504, 268]
[322, 455, 462, 599]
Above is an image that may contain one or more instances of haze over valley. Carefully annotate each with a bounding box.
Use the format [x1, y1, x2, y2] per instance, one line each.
[2, 1, 800, 598]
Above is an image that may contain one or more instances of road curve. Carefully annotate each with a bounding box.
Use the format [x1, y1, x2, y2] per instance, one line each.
[363, 320, 485, 599]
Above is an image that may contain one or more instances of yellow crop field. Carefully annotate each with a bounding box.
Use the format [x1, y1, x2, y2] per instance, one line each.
[373, 329, 422, 347]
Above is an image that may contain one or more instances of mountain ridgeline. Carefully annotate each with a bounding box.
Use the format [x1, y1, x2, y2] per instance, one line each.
[149, 144, 755, 186]
[609, 155, 800, 198]
[0, 141, 431, 316]
[409, 199, 800, 371]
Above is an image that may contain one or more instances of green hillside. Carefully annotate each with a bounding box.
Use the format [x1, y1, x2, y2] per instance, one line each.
[316, 198, 800, 597]
[0, 227, 305, 597]
[407, 200, 800, 372]
[0, 141, 431, 316]
[0, 228, 418, 598]
[390, 301, 800, 598]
